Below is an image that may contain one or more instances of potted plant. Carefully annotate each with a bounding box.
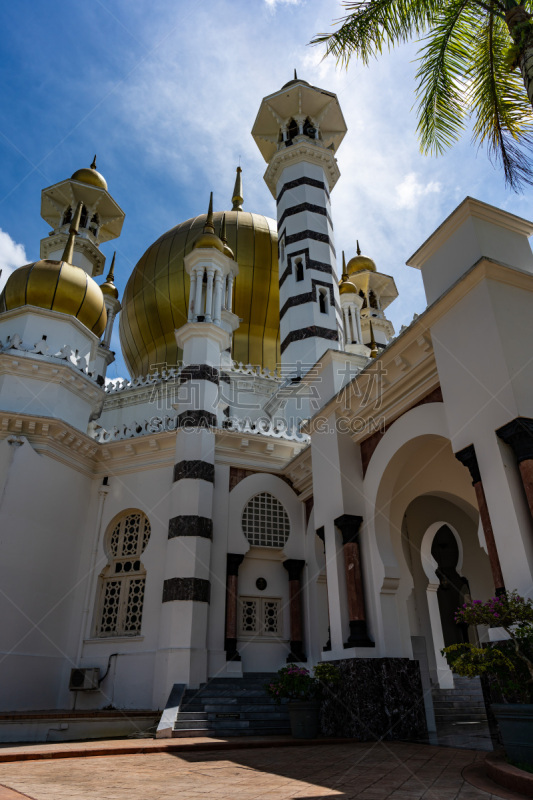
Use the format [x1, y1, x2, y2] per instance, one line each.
[443, 591, 533, 764]
[266, 663, 340, 739]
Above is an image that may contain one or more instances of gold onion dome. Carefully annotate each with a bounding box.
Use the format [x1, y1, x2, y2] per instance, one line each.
[347, 240, 376, 275]
[192, 193, 224, 252]
[0, 203, 107, 337]
[119, 168, 280, 377]
[101, 252, 119, 299]
[71, 155, 108, 191]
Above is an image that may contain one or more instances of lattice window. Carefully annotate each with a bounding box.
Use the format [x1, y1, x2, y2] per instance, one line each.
[239, 597, 282, 637]
[95, 511, 151, 638]
[242, 492, 290, 548]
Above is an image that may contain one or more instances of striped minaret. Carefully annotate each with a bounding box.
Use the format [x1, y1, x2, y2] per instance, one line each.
[252, 75, 348, 377]
[159, 194, 239, 689]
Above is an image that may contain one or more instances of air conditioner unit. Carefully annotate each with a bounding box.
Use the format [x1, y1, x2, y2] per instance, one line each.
[69, 667, 100, 691]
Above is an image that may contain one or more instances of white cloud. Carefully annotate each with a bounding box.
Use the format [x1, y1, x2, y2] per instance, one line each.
[264, 0, 301, 7]
[0, 229, 27, 293]
[395, 172, 442, 210]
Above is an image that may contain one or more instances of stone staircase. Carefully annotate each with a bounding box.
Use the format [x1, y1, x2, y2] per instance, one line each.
[431, 674, 492, 749]
[172, 673, 291, 738]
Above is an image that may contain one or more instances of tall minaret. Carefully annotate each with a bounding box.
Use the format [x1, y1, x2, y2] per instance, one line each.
[39, 157, 125, 278]
[252, 75, 347, 377]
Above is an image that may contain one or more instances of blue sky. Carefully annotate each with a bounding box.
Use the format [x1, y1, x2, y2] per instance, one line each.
[1, 0, 532, 380]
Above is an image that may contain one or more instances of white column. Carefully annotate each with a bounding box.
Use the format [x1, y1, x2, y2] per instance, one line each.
[194, 266, 204, 321]
[353, 305, 363, 343]
[205, 268, 215, 323]
[227, 271, 235, 311]
[188, 270, 197, 321]
[213, 272, 223, 325]
[103, 310, 115, 347]
[343, 306, 351, 344]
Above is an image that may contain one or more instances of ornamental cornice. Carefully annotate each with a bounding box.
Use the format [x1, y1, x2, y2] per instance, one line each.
[263, 141, 341, 197]
[0, 350, 103, 405]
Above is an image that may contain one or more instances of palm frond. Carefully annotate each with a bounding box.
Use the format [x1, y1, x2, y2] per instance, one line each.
[415, 0, 476, 154]
[468, 10, 533, 189]
[311, 0, 442, 65]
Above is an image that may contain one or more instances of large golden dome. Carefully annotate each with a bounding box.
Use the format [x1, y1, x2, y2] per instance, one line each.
[0, 259, 107, 336]
[119, 210, 279, 377]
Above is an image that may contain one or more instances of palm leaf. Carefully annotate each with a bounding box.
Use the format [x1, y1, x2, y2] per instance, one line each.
[468, 9, 533, 188]
[415, 1, 478, 154]
[311, 0, 442, 65]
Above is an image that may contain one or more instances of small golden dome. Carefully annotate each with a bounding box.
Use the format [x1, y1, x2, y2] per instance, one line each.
[347, 255, 376, 274]
[339, 279, 357, 295]
[193, 192, 224, 252]
[101, 280, 119, 300]
[71, 156, 108, 191]
[0, 259, 107, 337]
[346, 240, 376, 275]
[193, 231, 224, 252]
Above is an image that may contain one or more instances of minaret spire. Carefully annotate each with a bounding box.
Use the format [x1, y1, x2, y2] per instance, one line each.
[106, 251, 116, 283]
[205, 191, 214, 231]
[61, 202, 83, 264]
[356, 239, 361, 256]
[90, 154, 97, 170]
[232, 167, 243, 212]
[294, 68, 297, 79]
[342, 250, 348, 280]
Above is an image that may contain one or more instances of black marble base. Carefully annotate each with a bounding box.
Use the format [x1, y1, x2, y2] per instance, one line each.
[320, 657, 428, 741]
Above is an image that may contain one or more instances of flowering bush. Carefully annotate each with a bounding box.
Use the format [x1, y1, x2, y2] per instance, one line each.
[443, 591, 533, 703]
[266, 663, 340, 704]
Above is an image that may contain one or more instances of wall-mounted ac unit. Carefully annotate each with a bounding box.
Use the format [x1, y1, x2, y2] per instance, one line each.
[69, 667, 100, 691]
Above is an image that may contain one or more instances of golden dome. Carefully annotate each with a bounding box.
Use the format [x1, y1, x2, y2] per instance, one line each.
[347, 254, 376, 274]
[119, 210, 279, 377]
[71, 157, 108, 191]
[0, 259, 107, 336]
[339, 278, 357, 295]
[101, 280, 119, 300]
[193, 230, 224, 252]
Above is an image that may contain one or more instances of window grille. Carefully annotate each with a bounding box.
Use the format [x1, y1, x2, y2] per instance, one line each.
[96, 512, 151, 637]
[239, 597, 282, 637]
[242, 492, 290, 548]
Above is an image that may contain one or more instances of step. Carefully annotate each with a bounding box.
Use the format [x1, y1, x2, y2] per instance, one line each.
[204, 704, 289, 715]
[174, 719, 213, 730]
[208, 716, 290, 727]
[176, 711, 208, 721]
[211, 726, 291, 737]
[172, 728, 212, 738]
[182, 696, 282, 706]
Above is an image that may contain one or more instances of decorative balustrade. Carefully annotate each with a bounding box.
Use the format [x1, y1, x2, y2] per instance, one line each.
[0, 334, 95, 377]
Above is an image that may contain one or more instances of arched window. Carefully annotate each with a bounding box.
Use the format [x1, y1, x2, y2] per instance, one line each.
[242, 492, 290, 548]
[89, 213, 99, 237]
[303, 116, 317, 139]
[318, 287, 328, 314]
[295, 258, 304, 282]
[287, 118, 298, 142]
[359, 289, 367, 309]
[80, 205, 89, 229]
[95, 511, 151, 637]
[62, 206, 72, 226]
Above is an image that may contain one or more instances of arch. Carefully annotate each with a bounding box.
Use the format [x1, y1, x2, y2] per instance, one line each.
[94, 509, 151, 637]
[242, 492, 290, 548]
[295, 258, 304, 282]
[318, 287, 328, 314]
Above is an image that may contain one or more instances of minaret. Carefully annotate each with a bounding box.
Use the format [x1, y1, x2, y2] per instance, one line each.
[252, 76, 347, 376]
[159, 194, 239, 688]
[341, 243, 398, 353]
[39, 157, 125, 278]
[93, 252, 122, 381]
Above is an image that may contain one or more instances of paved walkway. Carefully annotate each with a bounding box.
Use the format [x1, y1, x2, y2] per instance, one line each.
[0, 740, 516, 800]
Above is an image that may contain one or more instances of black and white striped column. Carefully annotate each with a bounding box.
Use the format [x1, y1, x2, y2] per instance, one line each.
[276, 163, 342, 373]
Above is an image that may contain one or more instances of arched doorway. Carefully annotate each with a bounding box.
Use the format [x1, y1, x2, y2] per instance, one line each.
[431, 525, 470, 648]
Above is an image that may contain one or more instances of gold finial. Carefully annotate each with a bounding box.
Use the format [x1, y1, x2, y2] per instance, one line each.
[90, 155, 97, 170]
[106, 251, 116, 283]
[232, 167, 243, 212]
[342, 250, 348, 280]
[356, 239, 361, 256]
[205, 191, 215, 232]
[61, 201, 83, 264]
[369, 320, 378, 358]
[220, 213, 235, 260]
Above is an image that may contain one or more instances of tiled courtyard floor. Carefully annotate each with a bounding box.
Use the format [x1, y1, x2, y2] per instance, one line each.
[0, 740, 516, 800]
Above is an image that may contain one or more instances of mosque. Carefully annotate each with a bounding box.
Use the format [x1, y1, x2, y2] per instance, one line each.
[1, 74, 533, 743]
